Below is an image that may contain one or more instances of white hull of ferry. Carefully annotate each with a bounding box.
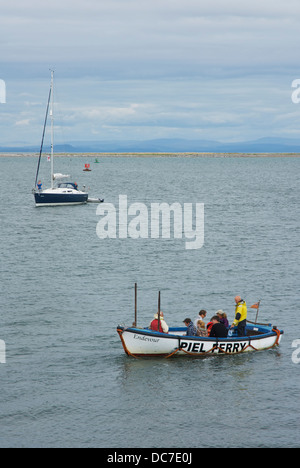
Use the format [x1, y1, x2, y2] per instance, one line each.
[117, 324, 283, 358]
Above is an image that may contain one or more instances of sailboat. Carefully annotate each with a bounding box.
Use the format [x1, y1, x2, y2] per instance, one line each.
[33, 71, 88, 207]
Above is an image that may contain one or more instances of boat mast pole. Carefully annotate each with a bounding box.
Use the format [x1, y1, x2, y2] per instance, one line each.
[34, 86, 51, 189]
[255, 300, 261, 324]
[158, 291, 161, 332]
[133, 283, 137, 327]
[50, 70, 54, 189]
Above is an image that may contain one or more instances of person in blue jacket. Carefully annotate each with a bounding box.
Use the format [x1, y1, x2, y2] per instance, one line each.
[183, 318, 197, 336]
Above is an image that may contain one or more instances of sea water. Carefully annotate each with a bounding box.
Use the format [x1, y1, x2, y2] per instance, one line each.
[0, 155, 299, 448]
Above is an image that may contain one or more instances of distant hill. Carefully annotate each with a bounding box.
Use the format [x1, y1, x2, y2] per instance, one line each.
[1, 137, 300, 153]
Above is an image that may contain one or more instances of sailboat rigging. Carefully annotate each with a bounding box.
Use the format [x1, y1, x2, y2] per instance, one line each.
[33, 70, 89, 207]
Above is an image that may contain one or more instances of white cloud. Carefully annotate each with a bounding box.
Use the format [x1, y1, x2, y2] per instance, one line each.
[79, 103, 143, 121]
[2, 0, 300, 75]
[15, 119, 31, 126]
[1, 1, 300, 145]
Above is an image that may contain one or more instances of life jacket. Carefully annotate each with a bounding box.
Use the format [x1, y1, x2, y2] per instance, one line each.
[233, 300, 247, 325]
[150, 319, 163, 333]
[207, 321, 213, 336]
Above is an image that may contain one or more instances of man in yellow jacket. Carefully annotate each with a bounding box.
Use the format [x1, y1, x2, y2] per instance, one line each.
[231, 296, 247, 337]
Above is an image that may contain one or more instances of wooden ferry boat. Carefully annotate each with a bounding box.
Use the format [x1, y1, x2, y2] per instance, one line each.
[117, 285, 283, 358]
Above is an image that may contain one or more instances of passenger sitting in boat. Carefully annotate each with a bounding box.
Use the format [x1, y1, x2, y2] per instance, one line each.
[209, 316, 228, 338]
[216, 310, 229, 329]
[196, 320, 208, 337]
[183, 318, 197, 336]
[150, 312, 169, 333]
[193, 309, 207, 328]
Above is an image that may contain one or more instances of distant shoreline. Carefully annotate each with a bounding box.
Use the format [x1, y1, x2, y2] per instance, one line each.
[0, 152, 300, 158]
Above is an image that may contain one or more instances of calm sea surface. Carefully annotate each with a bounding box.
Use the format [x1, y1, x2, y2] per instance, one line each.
[0, 155, 299, 448]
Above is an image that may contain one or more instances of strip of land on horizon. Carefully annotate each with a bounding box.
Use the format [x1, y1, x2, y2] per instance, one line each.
[0, 152, 300, 158]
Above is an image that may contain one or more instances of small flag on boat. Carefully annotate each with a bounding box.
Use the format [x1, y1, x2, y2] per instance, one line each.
[250, 302, 260, 309]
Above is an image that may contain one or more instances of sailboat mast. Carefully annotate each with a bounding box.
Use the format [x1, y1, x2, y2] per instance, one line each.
[50, 70, 54, 189]
[34, 86, 51, 189]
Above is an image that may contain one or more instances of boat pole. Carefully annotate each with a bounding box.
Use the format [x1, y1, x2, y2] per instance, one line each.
[50, 70, 54, 189]
[255, 300, 261, 324]
[133, 283, 137, 327]
[158, 291, 161, 332]
[34, 87, 51, 189]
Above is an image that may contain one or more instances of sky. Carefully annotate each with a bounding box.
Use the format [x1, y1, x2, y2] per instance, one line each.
[1, 0, 300, 146]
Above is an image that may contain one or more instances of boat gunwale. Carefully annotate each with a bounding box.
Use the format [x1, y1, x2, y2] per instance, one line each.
[117, 325, 284, 343]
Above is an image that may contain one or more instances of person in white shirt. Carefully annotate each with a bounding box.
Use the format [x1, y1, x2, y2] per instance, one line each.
[194, 309, 207, 328]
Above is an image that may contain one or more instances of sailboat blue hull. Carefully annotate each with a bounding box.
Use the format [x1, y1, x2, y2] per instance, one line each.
[34, 192, 88, 206]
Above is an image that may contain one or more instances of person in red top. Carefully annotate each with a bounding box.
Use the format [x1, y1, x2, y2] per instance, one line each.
[150, 312, 169, 333]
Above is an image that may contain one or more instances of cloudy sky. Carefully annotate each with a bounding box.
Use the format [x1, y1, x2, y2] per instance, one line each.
[1, 0, 300, 146]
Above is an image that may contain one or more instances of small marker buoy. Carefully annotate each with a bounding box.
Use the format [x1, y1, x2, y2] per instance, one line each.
[83, 163, 91, 172]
